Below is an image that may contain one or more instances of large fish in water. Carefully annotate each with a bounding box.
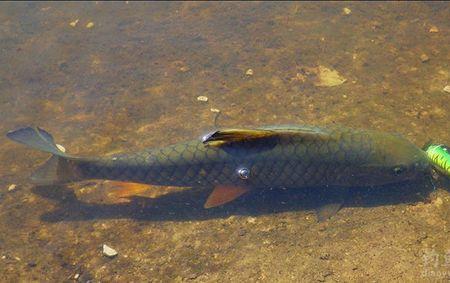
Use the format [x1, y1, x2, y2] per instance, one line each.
[6, 125, 431, 218]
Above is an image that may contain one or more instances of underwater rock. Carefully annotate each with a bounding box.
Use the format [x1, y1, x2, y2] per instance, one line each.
[86, 22, 95, 29]
[443, 85, 450, 93]
[247, 217, 257, 224]
[433, 197, 443, 207]
[245, 69, 254, 76]
[56, 144, 66, 152]
[102, 244, 118, 258]
[420, 54, 429, 63]
[7, 184, 16, 192]
[172, 60, 190, 72]
[69, 19, 79, 27]
[312, 66, 347, 87]
[197, 96, 208, 102]
[429, 26, 439, 33]
[343, 7, 351, 15]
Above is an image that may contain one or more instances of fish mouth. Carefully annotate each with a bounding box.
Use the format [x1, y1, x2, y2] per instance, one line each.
[415, 160, 432, 175]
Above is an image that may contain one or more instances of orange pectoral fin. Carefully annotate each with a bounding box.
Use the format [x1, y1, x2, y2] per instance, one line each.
[204, 185, 250, 208]
[107, 181, 152, 199]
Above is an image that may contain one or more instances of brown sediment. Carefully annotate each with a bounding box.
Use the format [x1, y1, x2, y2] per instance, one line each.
[0, 1, 449, 282]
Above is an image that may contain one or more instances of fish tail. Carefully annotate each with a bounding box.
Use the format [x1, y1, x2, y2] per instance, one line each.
[6, 126, 83, 185]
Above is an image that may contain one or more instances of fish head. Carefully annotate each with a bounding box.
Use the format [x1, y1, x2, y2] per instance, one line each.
[356, 133, 431, 185]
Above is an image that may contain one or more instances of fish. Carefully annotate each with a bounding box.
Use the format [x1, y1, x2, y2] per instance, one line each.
[6, 125, 431, 217]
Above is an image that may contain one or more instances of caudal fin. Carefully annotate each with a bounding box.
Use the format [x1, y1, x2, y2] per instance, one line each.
[6, 127, 69, 157]
[6, 127, 82, 185]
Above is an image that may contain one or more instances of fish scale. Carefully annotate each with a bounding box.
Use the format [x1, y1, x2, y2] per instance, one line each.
[81, 127, 415, 188]
[6, 125, 431, 208]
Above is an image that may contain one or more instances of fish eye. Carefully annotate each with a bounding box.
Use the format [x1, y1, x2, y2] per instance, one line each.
[392, 166, 406, 176]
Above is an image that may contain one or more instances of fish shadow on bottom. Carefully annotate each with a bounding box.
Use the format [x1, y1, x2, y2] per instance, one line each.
[31, 177, 446, 223]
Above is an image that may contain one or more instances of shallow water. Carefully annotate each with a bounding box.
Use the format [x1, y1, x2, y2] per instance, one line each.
[0, 2, 449, 282]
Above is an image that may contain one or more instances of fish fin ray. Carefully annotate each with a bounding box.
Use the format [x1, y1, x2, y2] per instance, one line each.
[204, 185, 249, 208]
[202, 127, 332, 147]
[31, 155, 82, 185]
[107, 181, 153, 199]
[315, 202, 344, 222]
[6, 126, 72, 158]
[7, 126, 83, 185]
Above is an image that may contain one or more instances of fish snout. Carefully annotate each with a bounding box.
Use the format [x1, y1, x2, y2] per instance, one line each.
[413, 159, 432, 176]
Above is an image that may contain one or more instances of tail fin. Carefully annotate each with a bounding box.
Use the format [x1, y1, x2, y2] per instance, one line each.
[6, 127, 82, 185]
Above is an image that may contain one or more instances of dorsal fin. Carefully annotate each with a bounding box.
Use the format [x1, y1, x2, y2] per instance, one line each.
[202, 127, 332, 147]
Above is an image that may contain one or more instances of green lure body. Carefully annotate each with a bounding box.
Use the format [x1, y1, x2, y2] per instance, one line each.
[425, 144, 450, 177]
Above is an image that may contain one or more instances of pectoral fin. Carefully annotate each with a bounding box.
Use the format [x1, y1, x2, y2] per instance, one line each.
[204, 185, 250, 208]
[315, 202, 344, 222]
[107, 181, 152, 199]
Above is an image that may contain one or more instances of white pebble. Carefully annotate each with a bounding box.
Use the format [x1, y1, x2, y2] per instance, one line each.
[102, 244, 118, 258]
[56, 144, 66, 152]
[197, 96, 208, 102]
[247, 217, 256, 224]
[8, 184, 16, 191]
[69, 19, 79, 27]
[443, 85, 450, 93]
[343, 7, 351, 15]
[245, 69, 254, 76]
[429, 26, 439, 33]
[210, 108, 220, 113]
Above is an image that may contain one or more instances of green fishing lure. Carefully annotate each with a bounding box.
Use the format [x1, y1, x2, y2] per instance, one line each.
[425, 144, 450, 177]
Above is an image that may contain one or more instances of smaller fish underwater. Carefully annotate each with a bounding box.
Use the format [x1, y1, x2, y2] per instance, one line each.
[7, 125, 434, 220]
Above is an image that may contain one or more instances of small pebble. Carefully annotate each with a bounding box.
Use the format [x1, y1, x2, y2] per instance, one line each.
[86, 22, 95, 29]
[102, 244, 118, 258]
[245, 69, 254, 76]
[343, 7, 351, 15]
[179, 66, 190, 72]
[56, 144, 66, 152]
[443, 85, 450, 93]
[197, 96, 208, 102]
[434, 197, 443, 207]
[186, 273, 198, 280]
[69, 19, 79, 27]
[247, 217, 256, 224]
[420, 54, 429, 63]
[8, 184, 16, 192]
[429, 26, 439, 33]
[210, 108, 220, 113]
[74, 273, 80, 280]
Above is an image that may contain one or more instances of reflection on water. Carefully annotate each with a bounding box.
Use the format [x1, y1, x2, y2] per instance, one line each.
[0, 2, 449, 281]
